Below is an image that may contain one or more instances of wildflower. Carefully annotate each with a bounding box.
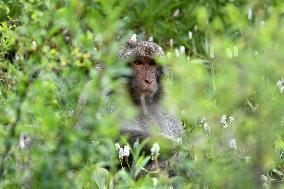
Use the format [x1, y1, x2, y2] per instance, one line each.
[179, 46, 185, 54]
[260, 20, 265, 27]
[203, 122, 211, 132]
[247, 8, 253, 20]
[32, 40, 37, 49]
[148, 36, 153, 42]
[152, 178, 158, 186]
[228, 138, 237, 150]
[200, 117, 206, 124]
[220, 114, 235, 128]
[19, 134, 32, 150]
[229, 116, 235, 124]
[220, 114, 228, 128]
[123, 145, 130, 157]
[225, 48, 233, 59]
[115, 143, 120, 150]
[151, 143, 160, 156]
[188, 31, 192, 40]
[233, 46, 239, 57]
[172, 9, 180, 17]
[118, 147, 124, 159]
[115, 143, 130, 159]
[200, 117, 210, 132]
[276, 78, 284, 94]
[130, 34, 137, 41]
[176, 138, 182, 144]
[175, 48, 179, 57]
[15, 54, 20, 61]
[170, 38, 173, 48]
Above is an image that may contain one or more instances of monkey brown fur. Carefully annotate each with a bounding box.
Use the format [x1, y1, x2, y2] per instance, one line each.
[118, 38, 183, 176]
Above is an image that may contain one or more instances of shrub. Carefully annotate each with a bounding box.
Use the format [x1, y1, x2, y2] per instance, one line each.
[0, 0, 283, 188]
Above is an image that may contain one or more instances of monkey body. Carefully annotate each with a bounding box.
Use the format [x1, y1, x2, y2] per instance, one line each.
[120, 105, 182, 175]
[121, 105, 182, 141]
[118, 37, 183, 175]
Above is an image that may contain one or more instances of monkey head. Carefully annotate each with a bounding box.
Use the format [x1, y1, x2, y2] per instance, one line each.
[128, 56, 163, 105]
[118, 39, 164, 105]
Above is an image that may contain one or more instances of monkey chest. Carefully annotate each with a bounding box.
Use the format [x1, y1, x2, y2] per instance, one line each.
[134, 113, 182, 138]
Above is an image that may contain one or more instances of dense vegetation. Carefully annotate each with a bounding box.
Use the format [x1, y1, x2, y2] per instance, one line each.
[0, 0, 284, 188]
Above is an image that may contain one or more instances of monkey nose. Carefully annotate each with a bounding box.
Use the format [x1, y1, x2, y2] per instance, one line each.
[144, 78, 153, 84]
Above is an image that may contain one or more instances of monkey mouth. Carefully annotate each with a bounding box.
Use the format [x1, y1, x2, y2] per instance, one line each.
[141, 89, 155, 95]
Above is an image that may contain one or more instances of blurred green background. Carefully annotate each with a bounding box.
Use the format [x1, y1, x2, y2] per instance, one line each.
[0, 0, 284, 188]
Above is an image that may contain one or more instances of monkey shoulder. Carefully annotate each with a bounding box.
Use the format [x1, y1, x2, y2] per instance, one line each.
[132, 111, 183, 138]
[157, 111, 183, 138]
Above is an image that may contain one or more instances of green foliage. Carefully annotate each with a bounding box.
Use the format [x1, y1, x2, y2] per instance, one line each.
[1, 0, 284, 188]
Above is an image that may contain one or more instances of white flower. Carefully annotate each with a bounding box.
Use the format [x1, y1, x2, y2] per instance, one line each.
[130, 34, 137, 41]
[226, 48, 233, 59]
[148, 36, 153, 42]
[228, 138, 237, 150]
[260, 20, 265, 27]
[281, 86, 284, 94]
[276, 78, 284, 94]
[123, 145, 130, 157]
[188, 31, 192, 40]
[172, 9, 180, 17]
[115, 143, 120, 150]
[32, 40, 37, 49]
[175, 48, 179, 57]
[200, 117, 210, 132]
[233, 46, 239, 57]
[15, 54, 20, 61]
[229, 116, 235, 126]
[247, 8, 253, 20]
[179, 46, 185, 54]
[118, 147, 124, 159]
[170, 38, 173, 48]
[116, 143, 130, 159]
[203, 122, 211, 132]
[220, 114, 235, 128]
[19, 134, 32, 150]
[152, 178, 158, 186]
[200, 117, 207, 124]
[220, 114, 228, 128]
[176, 138, 182, 144]
[276, 79, 283, 88]
[151, 143, 160, 155]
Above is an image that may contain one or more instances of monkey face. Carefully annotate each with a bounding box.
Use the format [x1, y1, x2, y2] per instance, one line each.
[128, 56, 163, 105]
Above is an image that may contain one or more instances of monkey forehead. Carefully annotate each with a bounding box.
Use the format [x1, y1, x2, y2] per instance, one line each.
[118, 40, 164, 60]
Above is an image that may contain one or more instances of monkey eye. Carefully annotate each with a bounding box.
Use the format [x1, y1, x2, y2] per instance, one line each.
[149, 60, 156, 66]
[134, 60, 143, 65]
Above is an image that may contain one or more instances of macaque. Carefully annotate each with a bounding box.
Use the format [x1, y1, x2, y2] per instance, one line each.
[118, 37, 183, 176]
